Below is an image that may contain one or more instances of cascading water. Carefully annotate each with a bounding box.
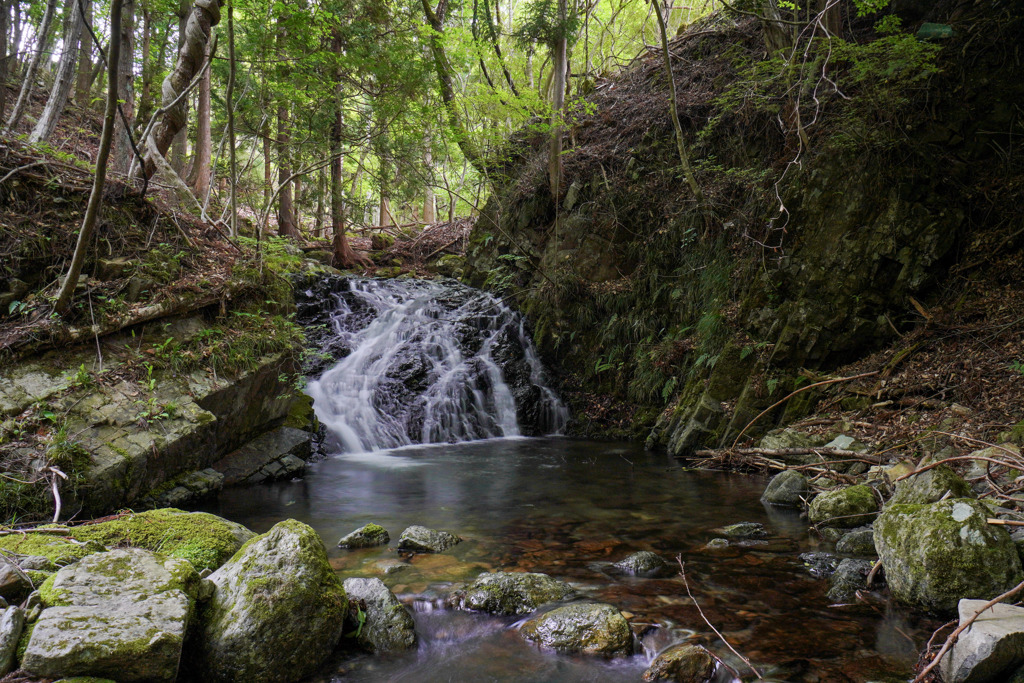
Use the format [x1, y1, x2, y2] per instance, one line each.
[303, 277, 568, 453]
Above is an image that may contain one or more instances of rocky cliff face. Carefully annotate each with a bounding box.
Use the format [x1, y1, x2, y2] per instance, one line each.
[464, 1, 1024, 452]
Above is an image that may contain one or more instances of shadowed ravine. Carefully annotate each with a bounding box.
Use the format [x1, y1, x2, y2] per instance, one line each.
[202, 279, 941, 682]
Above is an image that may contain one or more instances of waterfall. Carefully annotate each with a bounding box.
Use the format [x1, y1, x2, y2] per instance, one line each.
[304, 278, 568, 453]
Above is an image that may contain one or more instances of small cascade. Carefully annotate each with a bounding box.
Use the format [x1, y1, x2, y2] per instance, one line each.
[303, 277, 568, 453]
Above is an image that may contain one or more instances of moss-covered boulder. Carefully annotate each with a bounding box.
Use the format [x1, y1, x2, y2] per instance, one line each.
[342, 578, 416, 653]
[68, 509, 255, 572]
[519, 603, 633, 657]
[454, 572, 574, 616]
[808, 485, 879, 528]
[397, 525, 461, 553]
[22, 548, 199, 682]
[761, 470, 809, 508]
[612, 551, 672, 577]
[835, 528, 876, 557]
[193, 519, 347, 682]
[875, 499, 1024, 612]
[642, 643, 717, 682]
[338, 523, 390, 549]
[889, 465, 974, 506]
[0, 534, 105, 566]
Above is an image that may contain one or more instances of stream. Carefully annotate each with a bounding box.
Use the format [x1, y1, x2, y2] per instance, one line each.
[206, 277, 937, 682]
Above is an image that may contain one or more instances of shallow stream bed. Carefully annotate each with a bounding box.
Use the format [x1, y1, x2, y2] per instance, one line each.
[204, 437, 937, 682]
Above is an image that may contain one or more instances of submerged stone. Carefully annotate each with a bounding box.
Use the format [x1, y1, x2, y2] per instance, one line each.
[808, 485, 879, 528]
[941, 599, 1024, 683]
[612, 551, 672, 577]
[827, 559, 875, 602]
[875, 499, 1024, 612]
[342, 578, 416, 653]
[714, 522, 768, 539]
[193, 519, 347, 683]
[455, 572, 575, 615]
[520, 603, 633, 657]
[643, 643, 717, 682]
[22, 548, 199, 683]
[760, 470, 809, 508]
[800, 552, 840, 579]
[338, 523, 390, 549]
[397, 525, 462, 553]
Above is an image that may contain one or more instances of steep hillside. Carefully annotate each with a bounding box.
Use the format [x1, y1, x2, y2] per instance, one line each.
[464, 0, 1024, 454]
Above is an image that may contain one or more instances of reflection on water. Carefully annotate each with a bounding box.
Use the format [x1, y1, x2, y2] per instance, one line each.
[204, 438, 935, 682]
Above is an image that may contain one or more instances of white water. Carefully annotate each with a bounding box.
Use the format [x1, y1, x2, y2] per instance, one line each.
[305, 278, 568, 453]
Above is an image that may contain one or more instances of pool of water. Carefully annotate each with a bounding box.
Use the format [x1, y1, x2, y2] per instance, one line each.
[203, 437, 935, 682]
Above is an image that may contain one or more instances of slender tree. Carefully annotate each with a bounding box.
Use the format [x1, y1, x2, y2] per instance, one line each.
[186, 35, 213, 195]
[226, 0, 237, 236]
[74, 0, 94, 105]
[547, 0, 567, 199]
[6, 0, 59, 131]
[0, 0, 9, 124]
[30, 0, 86, 144]
[55, 0, 125, 314]
[112, 0, 136, 172]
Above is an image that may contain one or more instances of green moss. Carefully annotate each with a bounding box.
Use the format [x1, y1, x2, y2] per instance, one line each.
[15, 620, 36, 664]
[0, 533, 105, 565]
[68, 509, 252, 572]
[38, 572, 72, 607]
[808, 484, 879, 528]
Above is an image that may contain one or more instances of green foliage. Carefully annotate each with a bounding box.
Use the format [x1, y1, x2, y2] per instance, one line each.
[512, 0, 581, 48]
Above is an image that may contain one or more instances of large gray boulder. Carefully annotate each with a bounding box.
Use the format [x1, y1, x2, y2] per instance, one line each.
[643, 643, 717, 682]
[342, 578, 416, 653]
[941, 599, 1024, 683]
[193, 519, 348, 683]
[519, 603, 633, 657]
[760, 470, 809, 508]
[22, 548, 199, 683]
[875, 499, 1024, 612]
[889, 465, 974, 506]
[808, 485, 879, 528]
[0, 606, 24, 676]
[455, 572, 574, 615]
[397, 525, 461, 553]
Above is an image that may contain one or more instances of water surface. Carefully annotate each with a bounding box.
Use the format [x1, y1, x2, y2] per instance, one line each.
[207, 437, 934, 682]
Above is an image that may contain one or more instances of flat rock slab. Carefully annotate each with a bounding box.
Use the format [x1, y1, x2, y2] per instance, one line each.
[22, 548, 199, 683]
[213, 426, 312, 485]
[942, 599, 1024, 683]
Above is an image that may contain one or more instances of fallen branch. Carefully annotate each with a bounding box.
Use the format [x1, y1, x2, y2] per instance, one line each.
[913, 579, 1024, 683]
[695, 446, 869, 459]
[676, 556, 763, 680]
[731, 371, 879, 449]
[987, 518, 1024, 527]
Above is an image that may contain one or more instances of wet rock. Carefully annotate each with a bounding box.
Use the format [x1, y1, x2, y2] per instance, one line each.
[613, 551, 673, 577]
[212, 426, 312, 486]
[756, 430, 828, 466]
[820, 527, 845, 543]
[941, 599, 1024, 683]
[875, 499, 1024, 612]
[397, 525, 462, 553]
[800, 552, 840, 579]
[704, 539, 729, 550]
[714, 522, 767, 539]
[338, 523, 390, 549]
[22, 548, 199, 683]
[643, 643, 717, 682]
[520, 603, 633, 657]
[760, 470, 809, 508]
[19, 556, 56, 572]
[0, 606, 24, 676]
[194, 519, 348, 682]
[0, 563, 31, 603]
[889, 465, 974, 506]
[138, 468, 224, 510]
[808, 485, 879, 528]
[455, 572, 574, 615]
[827, 559, 875, 602]
[342, 578, 416, 653]
[836, 528, 876, 556]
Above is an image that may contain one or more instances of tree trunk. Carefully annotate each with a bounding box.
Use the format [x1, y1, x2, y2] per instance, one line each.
[55, 0, 124, 314]
[547, 0, 567, 200]
[313, 169, 324, 238]
[423, 145, 436, 223]
[186, 33, 212, 195]
[263, 119, 271, 206]
[276, 103, 300, 238]
[0, 0, 8, 125]
[140, 0, 221, 178]
[136, 10, 164, 129]
[760, 0, 792, 53]
[74, 0, 93, 105]
[816, 0, 842, 38]
[294, 175, 302, 229]
[330, 84, 360, 266]
[29, 0, 85, 144]
[6, 0, 59, 131]
[170, 0, 189, 175]
[225, 0, 237, 236]
[112, 0, 136, 173]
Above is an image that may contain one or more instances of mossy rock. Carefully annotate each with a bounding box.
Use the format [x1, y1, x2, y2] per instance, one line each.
[193, 519, 347, 682]
[889, 464, 974, 505]
[337, 523, 390, 549]
[642, 643, 716, 682]
[519, 603, 633, 657]
[454, 572, 574, 615]
[67, 509, 255, 572]
[875, 498, 1024, 612]
[0, 534, 105, 567]
[808, 485, 879, 528]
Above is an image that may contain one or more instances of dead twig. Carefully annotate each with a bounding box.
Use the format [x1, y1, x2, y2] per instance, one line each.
[676, 556, 763, 680]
